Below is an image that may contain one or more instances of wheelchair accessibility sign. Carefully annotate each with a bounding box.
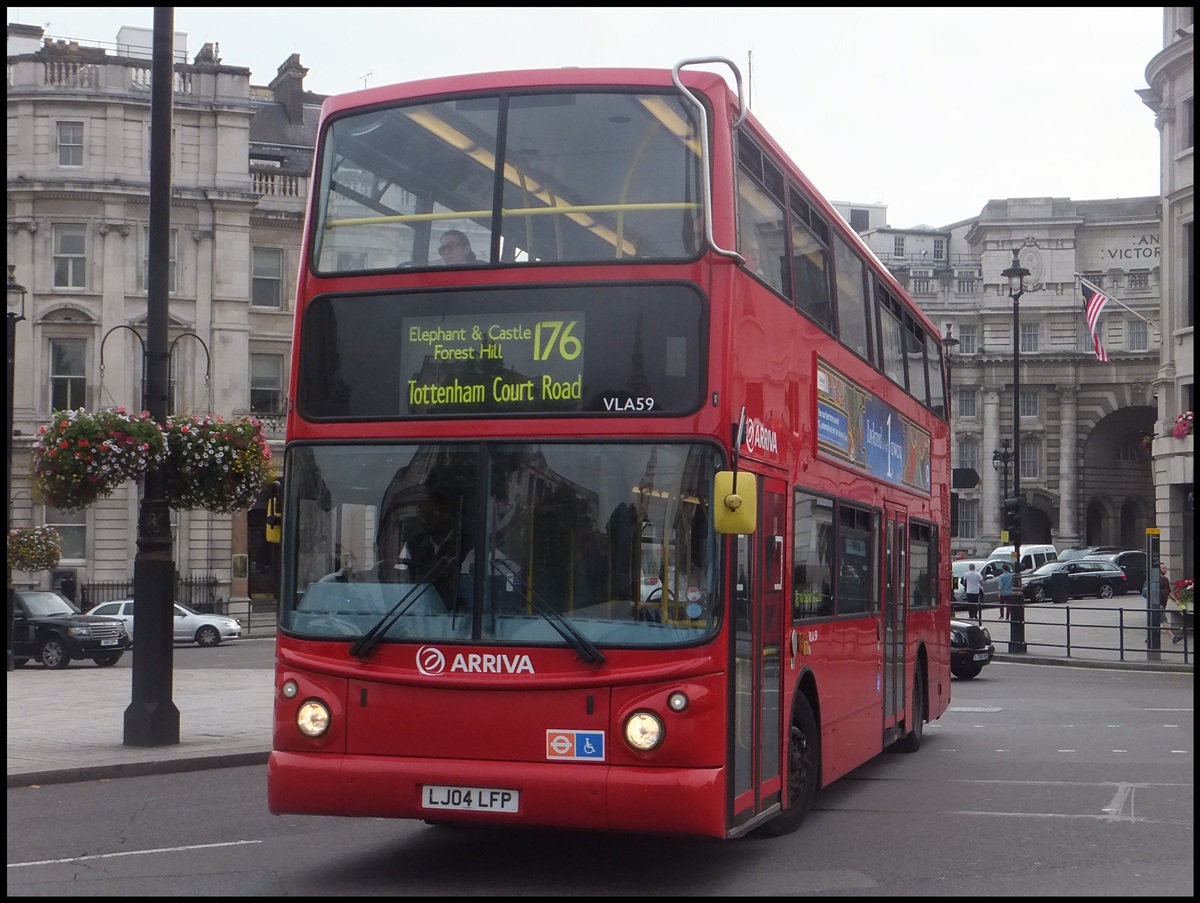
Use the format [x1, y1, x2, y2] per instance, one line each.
[546, 729, 605, 761]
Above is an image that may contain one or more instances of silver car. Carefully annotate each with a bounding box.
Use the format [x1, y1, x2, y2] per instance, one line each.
[85, 600, 242, 647]
[951, 559, 1004, 611]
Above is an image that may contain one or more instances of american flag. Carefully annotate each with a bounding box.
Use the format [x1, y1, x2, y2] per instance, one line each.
[1081, 282, 1111, 363]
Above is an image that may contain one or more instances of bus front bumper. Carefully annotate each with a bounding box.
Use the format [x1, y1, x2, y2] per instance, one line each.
[267, 750, 727, 838]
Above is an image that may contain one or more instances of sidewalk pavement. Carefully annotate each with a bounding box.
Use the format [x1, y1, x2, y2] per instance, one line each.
[7, 601, 1192, 789]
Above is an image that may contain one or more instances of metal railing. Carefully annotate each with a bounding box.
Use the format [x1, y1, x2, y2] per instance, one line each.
[972, 601, 1192, 665]
[80, 574, 220, 611]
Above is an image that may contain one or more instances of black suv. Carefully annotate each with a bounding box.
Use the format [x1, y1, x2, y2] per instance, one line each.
[1082, 550, 1147, 595]
[12, 590, 132, 669]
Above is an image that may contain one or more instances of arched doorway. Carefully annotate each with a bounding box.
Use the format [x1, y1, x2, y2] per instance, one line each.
[1079, 406, 1155, 548]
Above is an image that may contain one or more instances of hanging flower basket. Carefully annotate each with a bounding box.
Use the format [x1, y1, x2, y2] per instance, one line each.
[7, 526, 63, 572]
[163, 414, 273, 513]
[32, 407, 166, 511]
[1172, 411, 1193, 439]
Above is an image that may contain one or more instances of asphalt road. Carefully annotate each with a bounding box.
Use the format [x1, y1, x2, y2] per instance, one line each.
[7, 660, 1193, 897]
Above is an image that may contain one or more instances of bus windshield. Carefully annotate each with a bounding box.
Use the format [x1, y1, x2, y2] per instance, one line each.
[312, 89, 706, 271]
[282, 442, 722, 648]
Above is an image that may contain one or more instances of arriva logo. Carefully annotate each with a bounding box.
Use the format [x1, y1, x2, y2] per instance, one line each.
[415, 645, 536, 675]
[744, 417, 779, 456]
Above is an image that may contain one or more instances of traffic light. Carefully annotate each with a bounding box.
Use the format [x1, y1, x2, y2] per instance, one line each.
[1003, 497, 1021, 545]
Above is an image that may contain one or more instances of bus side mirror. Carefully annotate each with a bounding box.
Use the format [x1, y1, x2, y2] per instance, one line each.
[712, 471, 756, 535]
[265, 496, 282, 544]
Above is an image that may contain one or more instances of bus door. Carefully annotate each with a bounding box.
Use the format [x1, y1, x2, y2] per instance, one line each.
[882, 508, 908, 736]
[729, 477, 786, 832]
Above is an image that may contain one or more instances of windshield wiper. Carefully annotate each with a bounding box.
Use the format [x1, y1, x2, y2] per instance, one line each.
[486, 557, 605, 665]
[349, 556, 457, 660]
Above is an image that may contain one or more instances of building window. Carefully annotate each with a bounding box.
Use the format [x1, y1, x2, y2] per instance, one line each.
[49, 338, 88, 411]
[957, 388, 977, 418]
[44, 506, 86, 561]
[1127, 319, 1148, 352]
[957, 324, 977, 354]
[932, 238, 945, 261]
[1019, 321, 1039, 353]
[57, 121, 84, 166]
[52, 224, 87, 288]
[141, 227, 178, 293]
[957, 437, 979, 471]
[252, 248, 284, 307]
[1019, 390, 1039, 419]
[1019, 438, 1040, 481]
[1128, 271, 1150, 290]
[848, 208, 870, 233]
[893, 236, 905, 257]
[1117, 443, 1140, 463]
[958, 499, 979, 539]
[250, 353, 285, 415]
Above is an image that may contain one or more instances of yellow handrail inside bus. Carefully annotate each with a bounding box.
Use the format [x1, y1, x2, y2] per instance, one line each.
[326, 201, 700, 229]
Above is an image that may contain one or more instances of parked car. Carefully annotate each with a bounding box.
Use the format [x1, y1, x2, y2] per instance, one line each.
[1020, 559, 1128, 603]
[12, 589, 132, 669]
[85, 600, 242, 647]
[951, 559, 1004, 611]
[1058, 545, 1122, 562]
[1082, 550, 1147, 595]
[950, 617, 994, 679]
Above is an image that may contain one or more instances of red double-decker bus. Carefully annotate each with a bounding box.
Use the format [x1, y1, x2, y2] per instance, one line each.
[267, 57, 952, 840]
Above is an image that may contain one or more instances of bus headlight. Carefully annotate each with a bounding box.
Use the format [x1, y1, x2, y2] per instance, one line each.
[624, 711, 664, 751]
[296, 699, 331, 737]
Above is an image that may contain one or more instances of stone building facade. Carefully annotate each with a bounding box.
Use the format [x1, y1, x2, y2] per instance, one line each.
[852, 198, 1162, 559]
[1138, 7, 1194, 584]
[6, 23, 324, 606]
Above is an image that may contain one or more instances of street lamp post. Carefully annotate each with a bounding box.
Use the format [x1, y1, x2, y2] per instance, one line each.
[1001, 249, 1029, 654]
[7, 265, 28, 673]
[992, 438, 1014, 505]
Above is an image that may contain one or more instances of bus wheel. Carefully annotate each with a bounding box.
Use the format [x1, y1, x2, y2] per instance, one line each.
[760, 695, 819, 836]
[896, 669, 925, 753]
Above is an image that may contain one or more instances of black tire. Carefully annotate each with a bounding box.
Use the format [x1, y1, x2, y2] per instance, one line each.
[896, 669, 925, 753]
[93, 653, 123, 667]
[13, 657, 29, 668]
[195, 625, 221, 647]
[1098, 583, 1114, 599]
[760, 694, 820, 837]
[39, 636, 71, 669]
[1031, 585, 1046, 603]
[952, 664, 982, 680]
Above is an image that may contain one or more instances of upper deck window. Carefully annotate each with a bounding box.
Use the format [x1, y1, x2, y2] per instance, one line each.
[312, 90, 705, 272]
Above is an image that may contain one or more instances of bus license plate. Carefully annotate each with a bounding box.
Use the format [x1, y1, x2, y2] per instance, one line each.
[422, 785, 519, 813]
[973, 652, 989, 661]
[101, 638, 119, 646]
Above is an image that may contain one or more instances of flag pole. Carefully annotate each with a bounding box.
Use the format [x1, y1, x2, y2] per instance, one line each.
[1073, 273, 1159, 327]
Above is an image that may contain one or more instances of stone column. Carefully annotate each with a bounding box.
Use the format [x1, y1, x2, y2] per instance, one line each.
[982, 386, 1002, 540]
[1056, 385, 1080, 548]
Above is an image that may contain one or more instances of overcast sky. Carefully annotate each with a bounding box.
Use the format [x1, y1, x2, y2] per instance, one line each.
[11, 7, 1166, 228]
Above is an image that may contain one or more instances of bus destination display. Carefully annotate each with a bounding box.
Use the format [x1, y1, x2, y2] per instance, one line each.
[296, 284, 706, 420]
[405, 313, 584, 413]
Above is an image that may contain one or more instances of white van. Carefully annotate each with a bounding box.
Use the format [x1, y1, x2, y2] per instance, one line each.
[987, 544, 1058, 574]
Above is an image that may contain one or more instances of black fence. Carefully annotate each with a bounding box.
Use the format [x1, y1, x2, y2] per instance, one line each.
[79, 574, 222, 612]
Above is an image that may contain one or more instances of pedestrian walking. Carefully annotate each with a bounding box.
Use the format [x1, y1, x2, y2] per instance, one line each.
[961, 563, 984, 621]
[1153, 561, 1183, 644]
[997, 562, 1015, 620]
